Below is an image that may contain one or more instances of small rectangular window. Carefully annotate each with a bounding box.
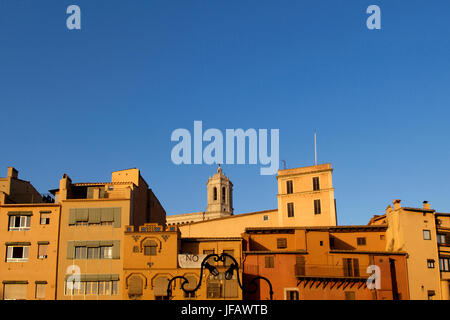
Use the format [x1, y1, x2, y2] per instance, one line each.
[345, 291, 355, 300]
[35, 283, 46, 299]
[6, 246, 29, 262]
[38, 244, 48, 259]
[357, 237, 366, 246]
[427, 259, 435, 268]
[277, 238, 287, 249]
[263, 215, 268, 221]
[287, 203, 294, 217]
[314, 199, 321, 215]
[313, 177, 320, 191]
[40, 213, 50, 225]
[423, 230, 431, 240]
[286, 180, 293, 194]
[265, 256, 274, 268]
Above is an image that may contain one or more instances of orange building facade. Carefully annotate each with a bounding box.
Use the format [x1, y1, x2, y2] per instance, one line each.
[242, 226, 409, 300]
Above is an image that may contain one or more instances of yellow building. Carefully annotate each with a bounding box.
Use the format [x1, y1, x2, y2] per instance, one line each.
[175, 164, 337, 238]
[369, 199, 450, 300]
[52, 168, 166, 300]
[123, 223, 243, 300]
[0, 167, 61, 300]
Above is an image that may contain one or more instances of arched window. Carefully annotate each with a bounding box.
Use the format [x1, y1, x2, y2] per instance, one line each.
[143, 240, 157, 256]
[222, 187, 226, 203]
[154, 276, 169, 300]
[213, 187, 217, 201]
[128, 275, 143, 298]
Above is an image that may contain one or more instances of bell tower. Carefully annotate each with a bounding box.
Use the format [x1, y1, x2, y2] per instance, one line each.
[206, 166, 233, 219]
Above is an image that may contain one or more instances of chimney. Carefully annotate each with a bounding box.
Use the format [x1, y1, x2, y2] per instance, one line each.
[423, 201, 431, 210]
[7, 167, 18, 179]
[393, 199, 401, 210]
[59, 173, 72, 201]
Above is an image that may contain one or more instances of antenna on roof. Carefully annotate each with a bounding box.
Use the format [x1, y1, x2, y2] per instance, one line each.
[314, 132, 318, 166]
[281, 160, 287, 170]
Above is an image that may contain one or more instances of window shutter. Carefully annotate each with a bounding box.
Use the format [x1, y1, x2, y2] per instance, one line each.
[67, 241, 75, 259]
[3, 284, 27, 300]
[277, 238, 287, 249]
[113, 208, 121, 228]
[154, 277, 169, 297]
[77, 209, 88, 222]
[112, 240, 120, 259]
[101, 208, 114, 222]
[68, 209, 77, 225]
[9, 216, 14, 228]
[128, 276, 143, 296]
[353, 259, 360, 277]
[35, 283, 46, 299]
[88, 208, 101, 224]
[224, 279, 239, 298]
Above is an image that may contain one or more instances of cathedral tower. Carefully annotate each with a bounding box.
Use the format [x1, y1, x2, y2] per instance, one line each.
[206, 166, 233, 219]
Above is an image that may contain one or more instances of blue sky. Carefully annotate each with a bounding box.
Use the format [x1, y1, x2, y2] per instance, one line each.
[1, 1, 450, 225]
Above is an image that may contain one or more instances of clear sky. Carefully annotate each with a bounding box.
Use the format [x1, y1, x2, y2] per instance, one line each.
[1, 1, 449, 225]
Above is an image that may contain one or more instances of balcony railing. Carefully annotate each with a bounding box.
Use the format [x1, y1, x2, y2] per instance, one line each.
[295, 264, 370, 279]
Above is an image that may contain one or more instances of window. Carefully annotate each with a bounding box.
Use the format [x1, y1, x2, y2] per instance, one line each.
[206, 282, 221, 299]
[87, 247, 100, 259]
[277, 238, 287, 249]
[286, 290, 299, 300]
[222, 187, 226, 203]
[144, 241, 157, 256]
[75, 246, 87, 259]
[319, 241, 323, 246]
[38, 244, 48, 259]
[314, 199, 321, 215]
[343, 258, 360, 277]
[263, 215, 268, 221]
[100, 246, 113, 259]
[6, 246, 29, 262]
[439, 257, 450, 272]
[287, 203, 294, 218]
[213, 187, 217, 201]
[8, 215, 31, 231]
[427, 290, 435, 300]
[437, 234, 447, 245]
[265, 256, 274, 268]
[223, 250, 234, 266]
[427, 259, 435, 268]
[40, 213, 50, 225]
[3, 283, 27, 300]
[357, 237, 367, 246]
[313, 177, 320, 191]
[345, 291, 356, 300]
[286, 180, 293, 194]
[423, 230, 431, 240]
[65, 280, 119, 296]
[35, 283, 46, 299]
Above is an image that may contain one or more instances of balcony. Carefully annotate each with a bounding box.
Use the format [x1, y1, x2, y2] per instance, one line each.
[295, 264, 369, 279]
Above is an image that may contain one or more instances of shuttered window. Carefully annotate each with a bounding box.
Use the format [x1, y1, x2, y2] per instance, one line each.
[128, 276, 143, 297]
[265, 256, 274, 268]
[277, 238, 287, 249]
[154, 277, 169, 298]
[223, 279, 239, 298]
[206, 281, 221, 299]
[3, 283, 27, 300]
[40, 212, 50, 225]
[69, 208, 121, 228]
[35, 283, 46, 299]
[38, 244, 48, 259]
[144, 240, 157, 256]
